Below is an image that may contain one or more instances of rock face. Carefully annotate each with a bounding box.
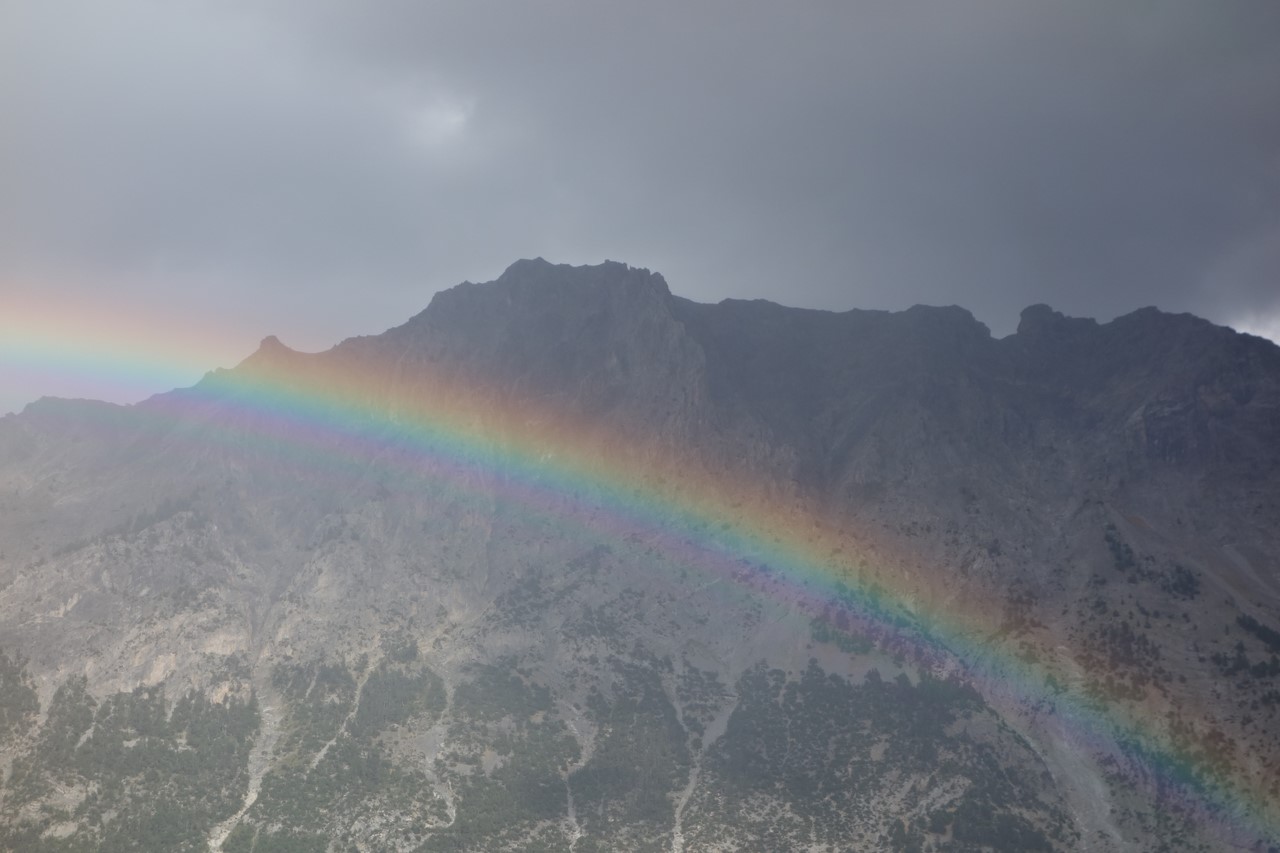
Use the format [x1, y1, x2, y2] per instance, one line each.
[1, 258, 1279, 852]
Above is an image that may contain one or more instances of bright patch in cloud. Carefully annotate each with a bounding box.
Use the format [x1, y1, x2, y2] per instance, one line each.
[1230, 311, 1280, 345]
[404, 94, 475, 147]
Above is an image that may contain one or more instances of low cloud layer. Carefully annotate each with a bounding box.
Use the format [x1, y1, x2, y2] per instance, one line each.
[3, 1, 1279, 412]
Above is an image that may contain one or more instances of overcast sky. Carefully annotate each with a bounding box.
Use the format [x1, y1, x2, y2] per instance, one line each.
[3, 1, 1280, 414]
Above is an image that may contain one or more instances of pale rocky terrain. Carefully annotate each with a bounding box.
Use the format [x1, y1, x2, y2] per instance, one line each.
[1, 259, 1278, 851]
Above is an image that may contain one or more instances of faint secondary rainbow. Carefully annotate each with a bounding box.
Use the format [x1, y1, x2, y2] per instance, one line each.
[11, 324, 1280, 846]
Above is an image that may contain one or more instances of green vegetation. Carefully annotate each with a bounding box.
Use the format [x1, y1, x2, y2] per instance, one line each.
[0, 677, 258, 853]
[679, 660, 1072, 851]
[423, 659, 579, 850]
[951, 799, 1052, 850]
[221, 825, 327, 853]
[1211, 641, 1280, 679]
[0, 648, 38, 745]
[238, 654, 448, 850]
[1161, 563, 1200, 599]
[351, 661, 445, 737]
[1238, 615, 1280, 653]
[1105, 524, 1136, 571]
[569, 658, 689, 849]
[675, 664, 729, 737]
[811, 617, 874, 654]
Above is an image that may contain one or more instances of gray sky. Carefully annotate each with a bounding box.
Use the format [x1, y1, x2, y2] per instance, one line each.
[3, 1, 1280, 414]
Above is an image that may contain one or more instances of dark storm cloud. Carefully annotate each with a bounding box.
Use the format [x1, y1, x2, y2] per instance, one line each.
[3, 0, 1279, 397]
[232, 0, 1280, 333]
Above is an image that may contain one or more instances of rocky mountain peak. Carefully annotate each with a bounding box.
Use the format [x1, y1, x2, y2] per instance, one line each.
[393, 259, 672, 343]
[236, 334, 298, 370]
[1014, 302, 1099, 339]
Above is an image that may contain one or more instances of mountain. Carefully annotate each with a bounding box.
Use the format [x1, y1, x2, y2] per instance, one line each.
[1, 258, 1278, 852]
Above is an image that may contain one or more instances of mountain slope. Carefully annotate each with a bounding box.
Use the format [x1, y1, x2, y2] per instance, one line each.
[1, 259, 1278, 851]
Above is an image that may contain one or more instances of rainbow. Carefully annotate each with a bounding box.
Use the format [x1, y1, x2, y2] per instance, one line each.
[0, 285, 255, 415]
[7, 313, 1279, 847]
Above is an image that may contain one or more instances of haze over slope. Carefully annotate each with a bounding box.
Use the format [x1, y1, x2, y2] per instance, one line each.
[1, 259, 1278, 851]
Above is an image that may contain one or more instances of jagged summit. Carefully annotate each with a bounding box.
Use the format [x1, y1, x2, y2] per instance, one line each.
[497, 256, 639, 281]
[389, 259, 674, 346]
[257, 334, 288, 351]
[1012, 302, 1259, 342]
[351, 261, 1277, 375]
[490, 256, 668, 296]
[426, 261, 1268, 358]
[231, 334, 302, 373]
[1016, 303, 1088, 334]
[897, 303, 992, 341]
